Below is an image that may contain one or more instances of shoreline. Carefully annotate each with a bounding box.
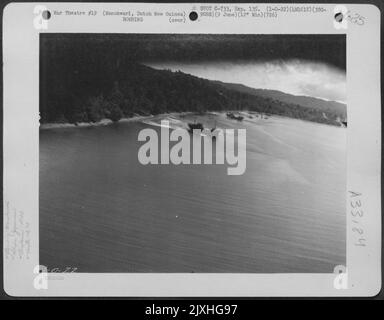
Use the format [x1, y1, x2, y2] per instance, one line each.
[40, 114, 159, 130]
[40, 111, 345, 130]
[39, 111, 209, 130]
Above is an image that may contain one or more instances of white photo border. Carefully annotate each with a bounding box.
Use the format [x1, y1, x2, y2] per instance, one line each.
[2, 2, 381, 296]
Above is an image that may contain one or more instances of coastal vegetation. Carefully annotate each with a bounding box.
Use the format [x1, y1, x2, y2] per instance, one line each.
[40, 38, 346, 126]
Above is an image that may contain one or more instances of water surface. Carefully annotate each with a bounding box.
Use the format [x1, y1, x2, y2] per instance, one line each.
[40, 114, 346, 272]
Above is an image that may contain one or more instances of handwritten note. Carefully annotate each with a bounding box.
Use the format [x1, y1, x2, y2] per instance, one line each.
[4, 201, 31, 260]
[349, 191, 366, 247]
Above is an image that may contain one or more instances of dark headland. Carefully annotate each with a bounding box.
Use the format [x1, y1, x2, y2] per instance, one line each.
[40, 38, 346, 127]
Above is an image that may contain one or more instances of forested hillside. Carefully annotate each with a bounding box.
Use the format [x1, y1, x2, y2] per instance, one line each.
[215, 82, 346, 118]
[40, 37, 346, 126]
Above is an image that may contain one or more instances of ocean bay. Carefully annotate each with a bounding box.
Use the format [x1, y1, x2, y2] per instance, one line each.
[40, 113, 346, 273]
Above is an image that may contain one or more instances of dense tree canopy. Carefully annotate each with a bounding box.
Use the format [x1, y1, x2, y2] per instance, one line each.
[40, 36, 345, 126]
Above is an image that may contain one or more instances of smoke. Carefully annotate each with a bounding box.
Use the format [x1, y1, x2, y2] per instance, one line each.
[146, 60, 346, 103]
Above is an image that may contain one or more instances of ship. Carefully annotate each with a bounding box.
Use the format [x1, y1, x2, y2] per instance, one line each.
[188, 122, 204, 133]
[210, 121, 218, 140]
[226, 112, 244, 121]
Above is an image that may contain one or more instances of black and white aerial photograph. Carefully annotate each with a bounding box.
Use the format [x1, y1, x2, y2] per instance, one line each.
[39, 34, 347, 273]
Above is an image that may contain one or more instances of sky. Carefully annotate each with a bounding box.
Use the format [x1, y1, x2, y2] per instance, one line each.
[44, 34, 346, 103]
[146, 60, 346, 103]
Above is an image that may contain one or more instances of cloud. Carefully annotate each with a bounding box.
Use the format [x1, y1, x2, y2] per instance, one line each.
[146, 60, 346, 103]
